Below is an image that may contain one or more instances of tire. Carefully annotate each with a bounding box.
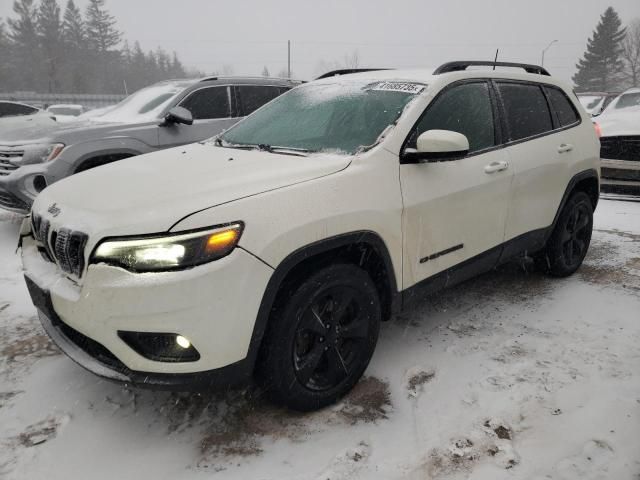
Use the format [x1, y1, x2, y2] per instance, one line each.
[258, 263, 381, 411]
[535, 191, 593, 277]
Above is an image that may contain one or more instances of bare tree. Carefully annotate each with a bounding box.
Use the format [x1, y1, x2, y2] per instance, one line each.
[622, 19, 640, 88]
[343, 50, 360, 69]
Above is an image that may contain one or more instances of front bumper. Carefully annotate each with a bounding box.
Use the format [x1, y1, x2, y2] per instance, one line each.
[601, 158, 640, 193]
[22, 234, 274, 388]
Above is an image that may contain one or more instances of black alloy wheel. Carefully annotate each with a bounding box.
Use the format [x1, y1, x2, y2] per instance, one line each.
[258, 263, 381, 411]
[535, 191, 593, 277]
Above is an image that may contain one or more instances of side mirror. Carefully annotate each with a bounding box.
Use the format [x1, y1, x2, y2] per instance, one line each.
[402, 130, 469, 163]
[162, 106, 193, 126]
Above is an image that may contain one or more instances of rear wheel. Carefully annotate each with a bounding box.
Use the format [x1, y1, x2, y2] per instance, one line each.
[258, 264, 381, 411]
[535, 191, 593, 277]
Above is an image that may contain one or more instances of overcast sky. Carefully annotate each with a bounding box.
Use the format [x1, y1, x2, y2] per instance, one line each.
[2, 0, 639, 82]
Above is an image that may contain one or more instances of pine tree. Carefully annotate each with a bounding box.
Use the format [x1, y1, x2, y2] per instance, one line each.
[573, 7, 627, 91]
[261, 65, 270, 77]
[63, 0, 88, 92]
[62, 0, 85, 49]
[37, 0, 64, 92]
[85, 0, 120, 53]
[170, 51, 185, 78]
[7, 0, 42, 91]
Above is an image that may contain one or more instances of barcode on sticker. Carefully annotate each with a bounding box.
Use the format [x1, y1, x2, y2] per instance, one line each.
[369, 82, 426, 94]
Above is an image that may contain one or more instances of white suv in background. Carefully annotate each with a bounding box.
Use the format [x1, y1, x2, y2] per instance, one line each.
[21, 61, 600, 411]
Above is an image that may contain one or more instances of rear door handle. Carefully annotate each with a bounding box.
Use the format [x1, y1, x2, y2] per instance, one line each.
[557, 143, 574, 153]
[484, 161, 509, 174]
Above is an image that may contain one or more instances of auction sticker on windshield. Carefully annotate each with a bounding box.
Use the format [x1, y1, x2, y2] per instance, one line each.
[368, 82, 427, 94]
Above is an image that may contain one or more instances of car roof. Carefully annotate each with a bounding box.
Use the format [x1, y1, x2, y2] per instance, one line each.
[197, 76, 302, 86]
[48, 104, 83, 108]
[311, 67, 571, 90]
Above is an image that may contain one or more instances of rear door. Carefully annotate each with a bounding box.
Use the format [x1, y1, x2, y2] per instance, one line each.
[235, 85, 290, 116]
[496, 81, 580, 242]
[158, 85, 239, 148]
[400, 80, 513, 288]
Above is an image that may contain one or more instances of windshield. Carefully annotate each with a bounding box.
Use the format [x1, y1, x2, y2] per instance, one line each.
[610, 92, 640, 110]
[91, 81, 194, 123]
[578, 95, 604, 111]
[218, 81, 423, 154]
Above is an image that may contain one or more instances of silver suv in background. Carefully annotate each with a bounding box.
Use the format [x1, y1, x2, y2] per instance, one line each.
[0, 77, 298, 212]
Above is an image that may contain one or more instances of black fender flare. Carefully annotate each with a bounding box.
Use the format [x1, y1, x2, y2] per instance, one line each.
[545, 168, 599, 243]
[244, 231, 400, 372]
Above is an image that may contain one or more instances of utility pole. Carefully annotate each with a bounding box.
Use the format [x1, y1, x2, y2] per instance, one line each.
[287, 40, 291, 78]
[541, 39, 558, 67]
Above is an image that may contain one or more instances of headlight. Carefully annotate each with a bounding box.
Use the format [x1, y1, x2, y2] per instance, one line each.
[22, 143, 66, 164]
[91, 223, 243, 272]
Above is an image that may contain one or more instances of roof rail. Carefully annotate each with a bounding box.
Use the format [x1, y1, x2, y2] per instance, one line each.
[198, 75, 302, 83]
[433, 61, 550, 76]
[315, 68, 391, 80]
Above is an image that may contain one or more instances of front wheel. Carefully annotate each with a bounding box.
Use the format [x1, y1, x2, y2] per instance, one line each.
[258, 264, 381, 411]
[535, 191, 593, 277]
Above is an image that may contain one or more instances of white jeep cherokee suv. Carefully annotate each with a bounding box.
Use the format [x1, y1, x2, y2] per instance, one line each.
[20, 61, 600, 411]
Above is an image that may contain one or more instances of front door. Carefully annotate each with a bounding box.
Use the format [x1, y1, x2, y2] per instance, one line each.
[158, 85, 240, 148]
[400, 81, 513, 289]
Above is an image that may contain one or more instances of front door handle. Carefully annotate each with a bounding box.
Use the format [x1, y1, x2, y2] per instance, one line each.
[484, 161, 509, 174]
[557, 143, 574, 154]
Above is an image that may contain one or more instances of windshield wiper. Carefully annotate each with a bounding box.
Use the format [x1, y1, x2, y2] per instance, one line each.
[214, 139, 311, 156]
[258, 144, 312, 156]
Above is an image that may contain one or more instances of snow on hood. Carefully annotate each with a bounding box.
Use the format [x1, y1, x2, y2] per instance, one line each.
[0, 117, 148, 145]
[598, 107, 640, 137]
[31, 143, 351, 239]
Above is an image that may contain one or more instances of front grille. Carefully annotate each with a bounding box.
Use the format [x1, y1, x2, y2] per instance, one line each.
[32, 212, 88, 277]
[55, 317, 126, 371]
[0, 190, 29, 210]
[0, 148, 24, 176]
[600, 136, 640, 161]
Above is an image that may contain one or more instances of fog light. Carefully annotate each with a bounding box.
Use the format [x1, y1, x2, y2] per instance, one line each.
[118, 331, 200, 362]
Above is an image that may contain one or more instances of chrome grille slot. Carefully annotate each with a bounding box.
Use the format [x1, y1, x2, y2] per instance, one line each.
[0, 148, 24, 176]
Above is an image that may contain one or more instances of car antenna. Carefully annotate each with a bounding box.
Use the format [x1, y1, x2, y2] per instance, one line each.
[493, 49, 499, 70]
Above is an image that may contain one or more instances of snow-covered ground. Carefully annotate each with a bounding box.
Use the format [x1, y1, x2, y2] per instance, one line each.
[1, 199, 639, 480]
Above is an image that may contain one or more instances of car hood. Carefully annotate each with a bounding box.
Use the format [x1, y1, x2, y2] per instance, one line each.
[32, 143, 351, 238]
[598, 108, 640, 137]
[0, 118, 151, 145]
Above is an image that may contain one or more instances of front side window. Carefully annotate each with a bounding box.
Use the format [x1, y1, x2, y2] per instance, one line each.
[237, 86, 284, 115]
[218, 81, 420, 154]
[546, 87, 580, 127]
[497, 82, 553, 141]
[180, 86, 230, 120]
[408, 82, 495, 153]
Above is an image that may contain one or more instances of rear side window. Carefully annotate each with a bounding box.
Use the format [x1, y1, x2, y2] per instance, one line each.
[546, 87, 580, 127]
[0, 102, 37, 117]
[237, 86, 282, 115]
[497, 83, 553, 141]
[409, 82, 495, 153]
[179, 86, 230, 120]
